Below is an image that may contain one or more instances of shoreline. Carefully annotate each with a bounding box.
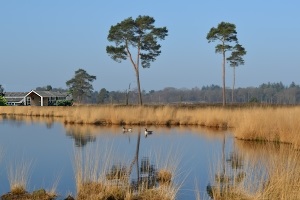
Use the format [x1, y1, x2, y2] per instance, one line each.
[1, 105, 300, 148]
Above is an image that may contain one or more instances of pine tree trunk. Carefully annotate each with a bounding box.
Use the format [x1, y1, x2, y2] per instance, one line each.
[135, 68, 143, 105]
[135, 41, 143, 105]
[232, 67, 236, 103]
[222, 50, 226, 106]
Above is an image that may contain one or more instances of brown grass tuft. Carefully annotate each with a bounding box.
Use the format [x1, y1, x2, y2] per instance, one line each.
[7, 157, 33, 195]
[157, 169, 172, 185]
[209, 143, 300, 200]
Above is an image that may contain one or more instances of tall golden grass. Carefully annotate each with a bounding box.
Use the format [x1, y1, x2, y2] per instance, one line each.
[209, 143, 300, 199]
[73, 140, 181, 200]
[1, 105, 300, 146]
[7, 157, 33, 194]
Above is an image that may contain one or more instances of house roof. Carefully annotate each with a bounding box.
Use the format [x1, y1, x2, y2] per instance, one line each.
[4, 92, 28, 97]
[3, 92, 27, 103]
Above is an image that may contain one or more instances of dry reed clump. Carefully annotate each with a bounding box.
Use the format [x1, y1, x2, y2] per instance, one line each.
[136, 186, 176, 200]
[157, 169, 172, 185]
[7, 158, 33, 195]
[208, 152, 252, 200]
[74, 140, 181, 200]
[209, 143, 300, 200]
[1, 188, 57, 200]
[252, 146, 300, 200]
[77, 182, 127, 200]
[234, 107, 300, 148]
[74, 142, 131, 200]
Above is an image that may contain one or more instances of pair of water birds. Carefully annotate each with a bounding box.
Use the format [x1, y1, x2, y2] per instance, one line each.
[122, 127, 153, 137]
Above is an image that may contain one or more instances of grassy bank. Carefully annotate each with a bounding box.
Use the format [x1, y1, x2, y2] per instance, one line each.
[208, 143, 300, 200]
[1, 105, 300, 147]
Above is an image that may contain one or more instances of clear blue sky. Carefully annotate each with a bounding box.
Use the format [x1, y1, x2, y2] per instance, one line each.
[1, 1, 299, 92]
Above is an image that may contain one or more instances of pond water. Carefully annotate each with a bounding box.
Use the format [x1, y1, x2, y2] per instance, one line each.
[0, 117, 237, 200]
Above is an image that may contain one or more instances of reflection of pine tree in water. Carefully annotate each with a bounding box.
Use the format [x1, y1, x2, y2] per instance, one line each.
[128, 131, 159, 191]
[105, 130, 172, 194]
[207, 136, 246, 199]
[131, 157, 158, 191]
[65, 131, 96, 147]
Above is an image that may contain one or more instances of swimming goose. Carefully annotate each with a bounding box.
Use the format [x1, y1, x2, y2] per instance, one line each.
[123, 127, 132, 132]
[144, 128, 153, 137]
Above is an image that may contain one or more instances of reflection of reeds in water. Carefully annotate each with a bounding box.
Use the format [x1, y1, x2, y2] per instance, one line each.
[74, 142, 130, 200]
[209, 142, 300, 199]
[139, 146, 183, 200]
[7, 158, 33, 194]
[73, 140, 181, 200]
[0, 114, 56, 128]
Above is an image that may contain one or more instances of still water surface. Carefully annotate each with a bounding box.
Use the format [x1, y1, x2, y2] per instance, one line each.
[0, 118, 235, 199]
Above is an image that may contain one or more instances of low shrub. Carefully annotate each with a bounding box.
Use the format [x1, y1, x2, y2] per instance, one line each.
[0, 96, 7, 106]
[56, 100, 73, 106]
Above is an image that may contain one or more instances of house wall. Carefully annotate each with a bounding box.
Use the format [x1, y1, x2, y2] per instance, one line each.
[43, 97, 49, 106]
[29, 93, 41, 106]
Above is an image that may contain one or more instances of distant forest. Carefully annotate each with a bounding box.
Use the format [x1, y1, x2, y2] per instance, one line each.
[36, 81, 300, 105]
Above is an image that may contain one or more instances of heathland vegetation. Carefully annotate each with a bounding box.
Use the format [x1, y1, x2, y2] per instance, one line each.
[1, 105, 300, 199]
[0, 105, 300, 149]
[207, 141, 300, 200]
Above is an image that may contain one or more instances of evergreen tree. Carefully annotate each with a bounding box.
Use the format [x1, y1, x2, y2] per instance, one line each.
[106, 15, 168, 105]
[207, 22, 239, 106]
[66, 69, 96, 103]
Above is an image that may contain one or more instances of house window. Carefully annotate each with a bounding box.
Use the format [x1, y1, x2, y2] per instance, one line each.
[48, 97, 56, 105]
[26, 97, 31, 105]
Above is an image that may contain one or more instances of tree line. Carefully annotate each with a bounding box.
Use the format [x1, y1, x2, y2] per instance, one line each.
[75, 81, 300, 105]
[1, 81, 300, 105]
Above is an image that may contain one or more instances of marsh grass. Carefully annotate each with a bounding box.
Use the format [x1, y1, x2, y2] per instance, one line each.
[73, 141, 182, 200]
[1, 105, 300, 146]
[1, 154, 58, 200]
[209, 144, 300, 200]
[74, 141, 130, 200]
[7, 157, 33, 195]
[0, 105, 232, 127]
[138, 146, 184, 200]
[3, 105, 299, 149]
[46, 174, 60, 197]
